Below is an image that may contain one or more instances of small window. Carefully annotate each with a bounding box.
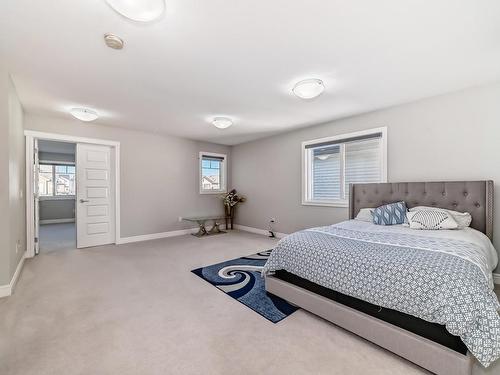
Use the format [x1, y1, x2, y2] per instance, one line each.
[199, 152, 227, 194]
[302, 127, 387, 207]
[38, 164, 76, 197]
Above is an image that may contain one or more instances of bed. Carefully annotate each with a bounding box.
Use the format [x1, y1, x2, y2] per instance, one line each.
[263, 181, 500, 375]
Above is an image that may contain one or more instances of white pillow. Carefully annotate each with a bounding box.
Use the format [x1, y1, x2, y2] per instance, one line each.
[409, 206, 472, 228]
[406, 209, 458, 230]
[355, 208, 374, 222]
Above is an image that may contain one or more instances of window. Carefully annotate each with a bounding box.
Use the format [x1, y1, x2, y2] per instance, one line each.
[302, 127, 387, 207]
[199, 152, 227, 194]
[38, 164, 76, 197]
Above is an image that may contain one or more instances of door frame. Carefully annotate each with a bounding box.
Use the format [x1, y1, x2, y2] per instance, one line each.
[25, 130, 121, 258]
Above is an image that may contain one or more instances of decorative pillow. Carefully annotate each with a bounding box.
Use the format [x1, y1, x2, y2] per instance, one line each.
[406, 209, 458, 230]
[372, 201, 408, 225]
[355, 208, 374, 222]
[409, 206, 472, 229]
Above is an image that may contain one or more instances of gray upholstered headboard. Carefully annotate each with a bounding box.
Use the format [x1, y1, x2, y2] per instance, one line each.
[349, 181, 494, 239]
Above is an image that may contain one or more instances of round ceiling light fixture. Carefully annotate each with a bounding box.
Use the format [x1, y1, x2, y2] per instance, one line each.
[104, 0, 166, 22]
[70, 108, 99, 122]
[292, 78, 325, 99]
[316, 154, 330, 161]
[212, 117, 233, 129]
[104, 33, 124, 49]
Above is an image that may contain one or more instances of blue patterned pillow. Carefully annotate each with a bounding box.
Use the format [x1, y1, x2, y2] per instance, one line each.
[372, 201, 408, 225]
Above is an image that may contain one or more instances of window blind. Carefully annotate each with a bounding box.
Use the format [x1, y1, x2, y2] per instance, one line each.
[304, 131, 382, 149]
[305, 131, 383, 202]
[202, 155, 225, 162]
[344, 138, 381, 198]
[312, 145, 341, 200]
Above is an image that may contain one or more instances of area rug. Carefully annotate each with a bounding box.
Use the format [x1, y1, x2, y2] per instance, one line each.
[191, 250, 298, 323]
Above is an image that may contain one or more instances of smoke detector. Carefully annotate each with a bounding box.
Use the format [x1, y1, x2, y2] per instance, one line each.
[104, 33, 124, 50]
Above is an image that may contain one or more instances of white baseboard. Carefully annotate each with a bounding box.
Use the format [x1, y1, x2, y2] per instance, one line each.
[0, 252, 27, 298]
[117, 228, 199, 244]
[40, 218, 75, 225]
[0, 284, 10, 298]
[493, 273, 500, 285]
[233, 224, 288, 239]
[116, 223, 287, 245]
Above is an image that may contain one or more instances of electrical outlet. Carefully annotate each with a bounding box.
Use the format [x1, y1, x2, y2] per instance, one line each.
[15, 240, 21, 254]
[178, 216, 183, 222]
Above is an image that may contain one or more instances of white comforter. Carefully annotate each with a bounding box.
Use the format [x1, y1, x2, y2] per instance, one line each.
[345, 220, 499, 279]
[263, 220, 500, 366]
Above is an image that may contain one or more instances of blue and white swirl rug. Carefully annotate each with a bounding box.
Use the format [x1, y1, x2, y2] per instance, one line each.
[191, 250, 298, 323]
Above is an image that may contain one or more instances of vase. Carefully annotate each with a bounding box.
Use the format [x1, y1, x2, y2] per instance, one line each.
[224, 205, 234, 230]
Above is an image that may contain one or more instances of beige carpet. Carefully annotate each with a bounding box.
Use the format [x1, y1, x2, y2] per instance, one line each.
[39, 223, 76, 253]
[2, 230, 486, 375]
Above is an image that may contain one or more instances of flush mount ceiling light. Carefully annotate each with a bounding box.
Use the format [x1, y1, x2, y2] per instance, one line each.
[70, 108, 99, 122]
[316, 154, 331, 161]
[104, 0, 166, 22]
[104, 33, 124, 49]
[293, 78, 325, 99]
[212, 117, 233, 129]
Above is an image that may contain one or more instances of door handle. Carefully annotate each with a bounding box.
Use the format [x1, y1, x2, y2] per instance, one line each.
[80, 199, 90, 203]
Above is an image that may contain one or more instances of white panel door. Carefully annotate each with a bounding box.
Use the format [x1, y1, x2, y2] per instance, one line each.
[76, 143, 114, 248]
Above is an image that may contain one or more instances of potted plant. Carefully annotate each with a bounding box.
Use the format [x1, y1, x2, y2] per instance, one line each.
[221, 189, 246, 230]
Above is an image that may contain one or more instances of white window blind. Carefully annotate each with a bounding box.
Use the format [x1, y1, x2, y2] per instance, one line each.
[312, 145, 341, 200]
[303, 128, 386, 206]
[344, 138, 382, 198]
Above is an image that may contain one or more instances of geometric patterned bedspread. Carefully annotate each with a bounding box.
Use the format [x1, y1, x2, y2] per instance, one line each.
[262, 224, 500, 367]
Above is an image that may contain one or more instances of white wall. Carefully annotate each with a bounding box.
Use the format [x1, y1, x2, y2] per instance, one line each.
[8, 75, 25, 279]
[25, 114, 231, 238]
[0, 70, 10, 285]
[231, 82, 500, 273]
[0, 70, 26, 286]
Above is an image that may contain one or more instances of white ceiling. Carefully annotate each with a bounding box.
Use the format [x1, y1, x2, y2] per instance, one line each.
[1, 0, 500, 145]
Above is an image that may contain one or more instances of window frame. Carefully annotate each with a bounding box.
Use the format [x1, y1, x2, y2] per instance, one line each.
[38, 162, 76, 200]
[199, 152, 227, 195]
[301, 127, 387, 207]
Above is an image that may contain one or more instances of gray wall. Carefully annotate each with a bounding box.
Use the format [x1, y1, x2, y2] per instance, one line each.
[231, 82, 500, 273]
[39, 151, 75, 163]
[39, 199, 75, 222]
[25, 114, 231, 238]
[0, 70, 25, 285]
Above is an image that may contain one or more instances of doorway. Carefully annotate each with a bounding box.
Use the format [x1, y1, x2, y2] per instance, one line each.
[25, 131, 121, 257]
[37, 140, 77, 253]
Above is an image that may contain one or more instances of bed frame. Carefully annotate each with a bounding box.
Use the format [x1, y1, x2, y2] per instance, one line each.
[266, 181, 498, 375]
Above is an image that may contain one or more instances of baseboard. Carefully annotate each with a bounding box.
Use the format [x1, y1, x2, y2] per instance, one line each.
[233, 224, 288, 239]
[40, 218, 75, 225]
[493, 273, 500, 285]
[0, 284, 10, 298]
[116, 223, 288, 245]
[0, 252, 27, 298]
[117, 228, 199, 244]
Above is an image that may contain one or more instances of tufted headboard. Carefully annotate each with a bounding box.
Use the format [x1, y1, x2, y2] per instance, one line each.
[349, 181, 494, 239]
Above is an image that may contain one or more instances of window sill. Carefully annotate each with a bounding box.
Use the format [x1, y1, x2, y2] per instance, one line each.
[302, 200, 348, 208]
[39, 196, 76, 201]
